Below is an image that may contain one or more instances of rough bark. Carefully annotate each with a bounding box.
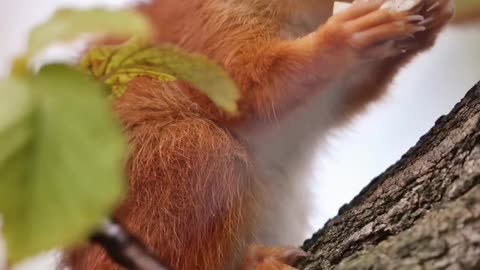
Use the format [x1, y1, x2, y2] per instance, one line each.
[299, 81, 480, 270]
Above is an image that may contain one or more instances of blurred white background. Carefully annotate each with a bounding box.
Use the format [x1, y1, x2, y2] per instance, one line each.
[0, 0, 479, 269]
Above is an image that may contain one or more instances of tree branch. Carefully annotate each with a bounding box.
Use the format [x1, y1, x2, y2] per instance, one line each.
[299, 81, 480, 269]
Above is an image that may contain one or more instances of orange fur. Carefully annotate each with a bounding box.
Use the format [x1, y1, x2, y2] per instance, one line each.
[67, 78, 258, 270]
[65, 0, 454, 269]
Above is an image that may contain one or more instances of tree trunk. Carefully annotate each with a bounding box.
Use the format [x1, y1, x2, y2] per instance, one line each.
[298, 81, 480, 270]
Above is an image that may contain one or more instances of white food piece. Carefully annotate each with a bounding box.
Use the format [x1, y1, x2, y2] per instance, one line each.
[333, 1, 353, 14]
[333, 0, 422, 15]
[381, 0, 421, 11]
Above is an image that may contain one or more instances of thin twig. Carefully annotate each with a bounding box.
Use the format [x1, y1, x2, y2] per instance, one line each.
[90, 220, 171, 270]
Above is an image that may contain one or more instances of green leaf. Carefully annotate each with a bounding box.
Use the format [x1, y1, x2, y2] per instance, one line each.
[81, 41, 240, 113]
[0, 79, 33, 165]
[81, 43, 176, 98]
[27, 9, 153, 58]
[138, 46, 240, 113]
[0, 65, 127, 262]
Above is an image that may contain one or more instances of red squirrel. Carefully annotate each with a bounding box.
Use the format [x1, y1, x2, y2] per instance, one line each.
[65, 0, 454, 269]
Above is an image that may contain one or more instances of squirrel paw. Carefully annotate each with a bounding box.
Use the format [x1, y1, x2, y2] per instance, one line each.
[396, 0, 454, 52]
[326, 0, 426, 50]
